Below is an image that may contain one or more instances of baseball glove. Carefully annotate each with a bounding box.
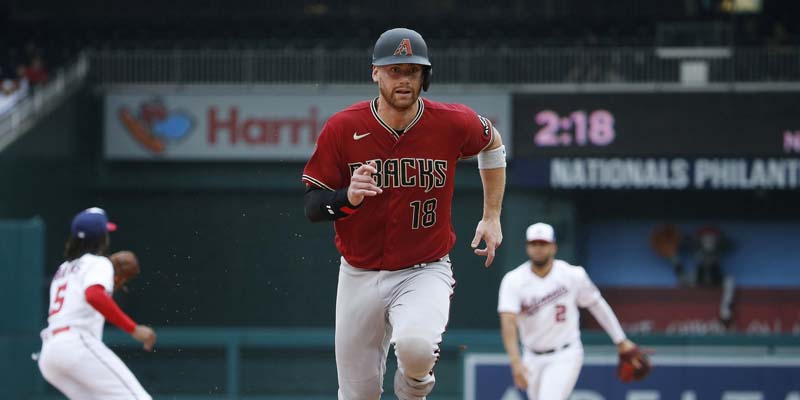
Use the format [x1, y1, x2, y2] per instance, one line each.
[650, 223, 681, 260]
[110, 250, 141, 292]
[617, 346, 652, 383]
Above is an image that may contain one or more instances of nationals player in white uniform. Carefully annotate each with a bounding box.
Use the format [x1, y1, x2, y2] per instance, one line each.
[38, 207, 156, 400]
[498, 223, 638, 400]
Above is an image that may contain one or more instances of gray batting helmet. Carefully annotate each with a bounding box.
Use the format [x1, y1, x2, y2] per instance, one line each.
[372, 28, 432, 91]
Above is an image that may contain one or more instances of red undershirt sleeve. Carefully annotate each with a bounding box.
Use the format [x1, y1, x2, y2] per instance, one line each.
[84, 284, 137, 334]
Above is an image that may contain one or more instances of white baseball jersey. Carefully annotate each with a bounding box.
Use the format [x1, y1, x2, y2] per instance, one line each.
[39, 253, 152, 399]
[45, 254, 114, 339]
[498, 259, 601, 352]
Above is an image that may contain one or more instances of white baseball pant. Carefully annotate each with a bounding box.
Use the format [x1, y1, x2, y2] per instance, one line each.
[335, 256, 455, 400]
[38, 328, 151, 400]
[522, 343, 583, 400]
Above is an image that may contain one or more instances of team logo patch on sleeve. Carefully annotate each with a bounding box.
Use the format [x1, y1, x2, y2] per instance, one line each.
[478, 115, 491, 138]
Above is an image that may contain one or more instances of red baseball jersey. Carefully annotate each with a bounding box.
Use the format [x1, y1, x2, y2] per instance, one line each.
[302, 97, 494, 270]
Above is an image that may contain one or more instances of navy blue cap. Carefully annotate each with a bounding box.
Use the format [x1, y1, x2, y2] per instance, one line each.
[71, 207, 117, 240]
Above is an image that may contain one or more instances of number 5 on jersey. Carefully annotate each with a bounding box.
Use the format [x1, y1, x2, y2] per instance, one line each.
[49, 283, 68, 316]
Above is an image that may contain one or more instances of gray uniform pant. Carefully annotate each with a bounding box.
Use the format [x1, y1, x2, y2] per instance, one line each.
[335, 255, 455, 400]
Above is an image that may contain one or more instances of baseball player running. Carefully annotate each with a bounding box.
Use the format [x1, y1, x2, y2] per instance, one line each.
[302, 28, 506, 399]
[38, 207, 156, 399]
[498, 222, 639, 400]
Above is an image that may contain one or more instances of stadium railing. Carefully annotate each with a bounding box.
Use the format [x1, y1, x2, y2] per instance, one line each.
[90, 47, 800, 85]
[0, 52, 90, 152]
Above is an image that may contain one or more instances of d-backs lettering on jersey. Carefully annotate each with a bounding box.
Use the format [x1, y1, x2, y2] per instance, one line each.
[46, 254, 115, 339]
[498, 260, 601, 352]
[347, 158, 447, 193]
[302, 97, 494, 270]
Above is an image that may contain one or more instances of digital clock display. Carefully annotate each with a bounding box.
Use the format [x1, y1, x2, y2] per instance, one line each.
[513, 92, 800, 158]
[534, 110, 615, 147]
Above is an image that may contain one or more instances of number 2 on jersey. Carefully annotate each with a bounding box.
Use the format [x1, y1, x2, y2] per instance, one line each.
[48, 283, 68, 316]
[410, 198, 438, 229]
[555, 304, 566, 322]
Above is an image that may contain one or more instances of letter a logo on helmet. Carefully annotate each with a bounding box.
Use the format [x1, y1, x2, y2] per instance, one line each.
[393, 39, 413, 57]
[372, 28, 430, 67]
[372, 28, 433, 91]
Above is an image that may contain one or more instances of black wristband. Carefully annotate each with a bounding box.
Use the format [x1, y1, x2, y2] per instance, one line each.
[304, 187, 360, 222]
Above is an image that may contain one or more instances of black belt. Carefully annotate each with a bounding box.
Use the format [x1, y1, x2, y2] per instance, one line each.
[358, 255, 450, 271]
[532, 343, 571, 355]
[403, 255, 449, 270]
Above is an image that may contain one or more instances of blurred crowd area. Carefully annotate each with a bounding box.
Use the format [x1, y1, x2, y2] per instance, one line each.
[0, 40, 48, 115]
[0, 0, 797, 84]
[2, 0, 799, 51]
[0, 0, 798, 104]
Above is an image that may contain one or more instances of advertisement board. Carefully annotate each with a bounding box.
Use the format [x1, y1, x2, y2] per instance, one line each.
[512, 157, 800, 189]
[104, 87, 511, 161]
[513, 92, 800, 158]
[465, 353, 800, 400]
[511, 92, 800, 189]
[585, 288, 800, 335]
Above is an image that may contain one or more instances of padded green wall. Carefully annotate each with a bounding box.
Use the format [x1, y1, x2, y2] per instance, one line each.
[0, 218, 45, 397]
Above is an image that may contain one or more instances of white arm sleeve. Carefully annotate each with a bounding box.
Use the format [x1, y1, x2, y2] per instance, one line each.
[586, 298, 627, 344]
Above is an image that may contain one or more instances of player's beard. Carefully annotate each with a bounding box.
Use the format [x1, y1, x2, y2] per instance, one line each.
[379, 81, 420, 111]
[531, 255, 553, 269]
